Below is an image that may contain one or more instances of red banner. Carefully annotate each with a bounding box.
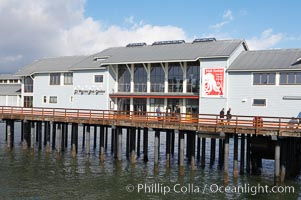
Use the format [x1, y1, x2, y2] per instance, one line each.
[203, 68, 224, 97]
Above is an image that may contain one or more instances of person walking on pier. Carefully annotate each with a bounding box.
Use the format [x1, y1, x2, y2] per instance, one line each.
[219, 108, 225, 124]
[156, 105, 161, 120]
[226, 108, 232, 125]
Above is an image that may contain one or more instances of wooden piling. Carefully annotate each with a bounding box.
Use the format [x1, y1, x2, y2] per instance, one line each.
[99, 126, 105, 162]
[52, 122, 56, 150]
[23, 120, 30, 150]
[71, 123, 77, 157]
[197, 136, 201, 161]
[86, 125, 90, 156]
[45, 121, 50, 153]
[166, 131, 171, 168]
[94, 125, 97, 150]
[143, 128, 148, 162]
[233, 134, 239, 178]
[114, 127, 118, 159]
[30, 121, 35, 151]
[6, 120, 12, 150]
[117, 127, 122, 161]
[179, 131, 185, 169]
[126, 128, 130, 158]
[210, 138, 216, 166]
[201, 137, 206, 167]
[154, 129, 160, 166]
[64, 123, 68, 149]
[130, 127, 136, 164]
[21, 120, 24, 143]
[275, 140, 280, 180]
[82, 124, 86, 148]
[240, 134, 245, 175]
[36, 122, 42, 150]
[191, 133, 196, 170]
[56, 123, 61, 153]
[137, 127, 141, 158]
[246, 134, 251, 173]
[186, 133, 190, 160]
[111, 126, 115, 154]
[218, 138, 224, 167]
[224, 134, 229, 183]
[171, 130, 175, 158]
[104, 126, 108, 152]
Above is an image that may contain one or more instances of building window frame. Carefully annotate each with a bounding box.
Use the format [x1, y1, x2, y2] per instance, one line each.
[49, 96, 57, 104]
[43, 96, 47, 103]
[24, 96, 33, 108]
[252, 99, 266, 106]
[280, 71, 301, 85]
[24, 76, 33, 93]
[64, 72, 73, 85]
[253, 73, 276, 85]
[94, 75, 103, 83]
[49, 73, 61, 85]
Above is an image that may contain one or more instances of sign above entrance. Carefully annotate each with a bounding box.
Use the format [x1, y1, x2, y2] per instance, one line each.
[202, 68, 225, 97]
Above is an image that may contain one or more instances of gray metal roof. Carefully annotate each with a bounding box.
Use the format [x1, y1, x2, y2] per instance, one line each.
[14, 56, 87, 76]
[70, 39, 246, 70]
[0, 74, 20, 80]
[0, 84, 21, 95]
[228, 49, 301, 71]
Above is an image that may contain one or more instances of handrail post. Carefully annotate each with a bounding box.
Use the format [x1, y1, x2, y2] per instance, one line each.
[278, 118, 281, 130]
[31, 107, 33, 120]
[89, 110, 92, 124]
[215, 115, 218, 127]
[236, 116, 238, 129]
[77, 109, 79, 123]
[42, 108, 44, 121]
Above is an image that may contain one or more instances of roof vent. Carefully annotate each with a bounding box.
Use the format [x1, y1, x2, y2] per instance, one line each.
[93, 56, 109, 62]
[152, 40, 185, 46]
[126, 43, 147, 47]
[193, 38, 216, 43]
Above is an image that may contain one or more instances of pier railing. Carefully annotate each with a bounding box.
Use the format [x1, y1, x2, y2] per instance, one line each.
[0, 106, 300, 137]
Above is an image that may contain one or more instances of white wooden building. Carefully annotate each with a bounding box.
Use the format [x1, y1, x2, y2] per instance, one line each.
[0, 74, 21, 106]
[14, 38, 301, 118]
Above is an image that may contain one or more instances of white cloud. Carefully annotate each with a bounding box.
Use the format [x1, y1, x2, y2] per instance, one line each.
[0, 0, 187, 73]
[223, 10, 233, 21]
[247, 29, 283, 50]
[210, 9, 234, 30]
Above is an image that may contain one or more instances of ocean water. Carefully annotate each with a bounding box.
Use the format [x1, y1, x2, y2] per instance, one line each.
[0, 122, 299, 200]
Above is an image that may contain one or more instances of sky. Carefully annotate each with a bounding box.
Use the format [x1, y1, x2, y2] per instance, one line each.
[0, 0, 301, 73]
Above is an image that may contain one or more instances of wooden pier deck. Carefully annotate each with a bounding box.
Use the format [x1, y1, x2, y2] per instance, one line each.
[1, 106, 300, 137]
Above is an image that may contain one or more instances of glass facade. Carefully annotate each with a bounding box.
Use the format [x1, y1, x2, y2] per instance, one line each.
[133, 98, 147, 114]
[149, 98, 164, 112]
[118, 65, 131, 92]
[186, 99, 199, 114]
[117, 98, 130, 112]
[150, 63, 165, 92]
[186, 61, 200, 93]
[114, 61, 200, 115]
[134, 64, 147, 92]
[168, 62, 183, 92]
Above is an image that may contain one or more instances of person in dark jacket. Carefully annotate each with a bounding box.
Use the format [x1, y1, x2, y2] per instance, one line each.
[219, 108, 225, 124]
[226, 108, 232, 125]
